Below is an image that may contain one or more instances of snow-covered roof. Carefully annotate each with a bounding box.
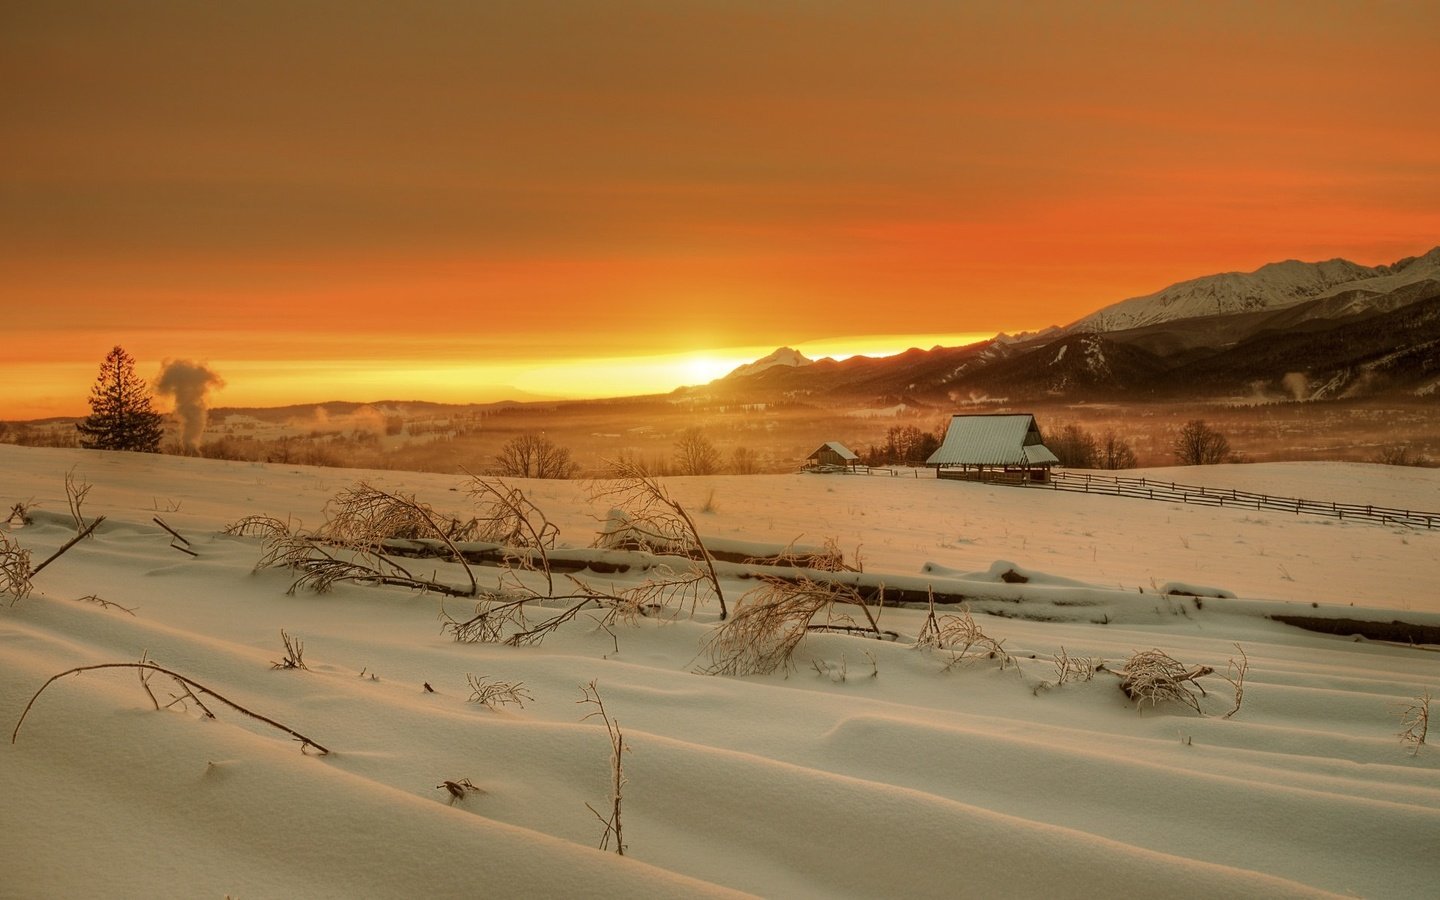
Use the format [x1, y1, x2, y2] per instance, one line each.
[808, 441, 859, 461]
[926, 414, 1056, 467]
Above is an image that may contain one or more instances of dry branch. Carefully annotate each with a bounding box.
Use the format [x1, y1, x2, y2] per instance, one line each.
[12, 661, 330, 754]
[29, 515, 106, 579]
[591, 460, 727, 620]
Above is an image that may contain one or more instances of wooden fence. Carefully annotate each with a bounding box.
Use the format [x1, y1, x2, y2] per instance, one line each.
[1033, 471, 1439, 530]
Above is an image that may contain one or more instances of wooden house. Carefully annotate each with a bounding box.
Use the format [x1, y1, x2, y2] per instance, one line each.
[805, 441, 861, 472]
[926, 414, 1058, 484]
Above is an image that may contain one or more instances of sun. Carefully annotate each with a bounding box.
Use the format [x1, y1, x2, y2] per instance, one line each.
[678, 355, 741, 385]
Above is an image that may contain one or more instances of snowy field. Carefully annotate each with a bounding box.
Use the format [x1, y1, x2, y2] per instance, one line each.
[2, 444, 1438, 898]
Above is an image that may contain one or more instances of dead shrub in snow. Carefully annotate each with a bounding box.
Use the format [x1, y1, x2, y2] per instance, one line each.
[1, 531, 33, 604]
[701, 575, 892, 676]
[270, 629, 308, 670]
[1119, 649, 1214, 714]
[1398, 690, 1430, 755]
[6, 500, 34, 527]
[1052, 646, 1101, 684]
[591, 459, 727, 620]
[916, 594, 1015, 672]
[466, 674, 533, 710]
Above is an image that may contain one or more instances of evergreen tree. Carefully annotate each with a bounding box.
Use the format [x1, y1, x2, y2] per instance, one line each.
[76, 346, 166, 452]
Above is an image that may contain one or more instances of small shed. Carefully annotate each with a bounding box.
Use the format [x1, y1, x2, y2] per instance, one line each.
[806, 441, 861, 472]
[926, 414, 1058, 484]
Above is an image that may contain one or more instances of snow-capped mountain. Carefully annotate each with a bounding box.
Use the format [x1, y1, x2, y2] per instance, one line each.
[1069, 247, 1440, 333]
[723, 346, 815, 379]
[699, 245, 1440, 406]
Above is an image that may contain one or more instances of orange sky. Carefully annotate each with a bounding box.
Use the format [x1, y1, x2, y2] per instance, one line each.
[3, 1, 1439, 418]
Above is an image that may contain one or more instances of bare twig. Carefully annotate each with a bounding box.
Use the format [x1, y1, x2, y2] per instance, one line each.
[1222, 643, 1249, 718]
[74, 594, 136, 615]
[579, 681, 626, 855]
[65, 468, 92, 533]
[438, 778, 483, 804]
[12, 662, 330, 754]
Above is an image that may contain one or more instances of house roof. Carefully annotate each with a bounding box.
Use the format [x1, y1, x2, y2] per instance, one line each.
[926, 414, 1057, 467]
[808, 441, 859, 461]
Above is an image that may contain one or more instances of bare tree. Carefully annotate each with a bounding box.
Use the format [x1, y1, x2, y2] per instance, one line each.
[1097, 428, 1138, 469]
[494, 433, 578, 479]
[731, 445, 760, 475]
[1049, 424, 1098, 468]
[673, 427, 720, 476]
[1173, 420, 1231, 466]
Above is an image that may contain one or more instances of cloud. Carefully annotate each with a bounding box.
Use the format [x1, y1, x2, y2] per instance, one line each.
[155, 360, 225, 451]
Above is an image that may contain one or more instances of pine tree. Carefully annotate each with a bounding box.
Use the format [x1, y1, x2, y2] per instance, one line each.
[76, 346, 166, 452]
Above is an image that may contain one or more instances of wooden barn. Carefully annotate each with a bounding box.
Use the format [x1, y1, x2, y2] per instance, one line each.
[926, 414, 1059, 484]
[805, 441, 861, 472]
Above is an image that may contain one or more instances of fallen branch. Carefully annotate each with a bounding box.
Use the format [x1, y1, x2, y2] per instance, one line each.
[153, 516, 198, 557]
[12, 662, 330, 754]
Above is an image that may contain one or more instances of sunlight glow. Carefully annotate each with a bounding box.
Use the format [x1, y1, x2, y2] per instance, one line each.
[0, 332, 1002, 418]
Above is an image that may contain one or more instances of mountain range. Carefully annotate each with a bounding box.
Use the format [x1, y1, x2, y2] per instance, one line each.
[702, 247, 1440, 406]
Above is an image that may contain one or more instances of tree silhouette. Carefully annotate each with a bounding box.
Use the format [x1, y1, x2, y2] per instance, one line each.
[1172, 419, 1231, 466]
[493, 433, 578, 478]
[76, 346, 165, 452]
[673, 427, 720, 475]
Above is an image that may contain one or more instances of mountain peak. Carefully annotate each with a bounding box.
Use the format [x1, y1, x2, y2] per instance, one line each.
[724, 347, 815, 380]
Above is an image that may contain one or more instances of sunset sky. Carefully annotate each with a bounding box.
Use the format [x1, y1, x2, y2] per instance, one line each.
[4, 1, 1438, 418]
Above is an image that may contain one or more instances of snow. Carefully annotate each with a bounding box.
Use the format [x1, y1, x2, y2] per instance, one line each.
[2, 444, 1438, 898]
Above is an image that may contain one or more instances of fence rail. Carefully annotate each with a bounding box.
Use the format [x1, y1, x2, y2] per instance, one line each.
[1032, 471, 1439, 530]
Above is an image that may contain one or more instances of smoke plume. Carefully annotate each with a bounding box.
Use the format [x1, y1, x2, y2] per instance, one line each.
[155, 360, 225, 452]
[1281, 372, 1310, 401]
